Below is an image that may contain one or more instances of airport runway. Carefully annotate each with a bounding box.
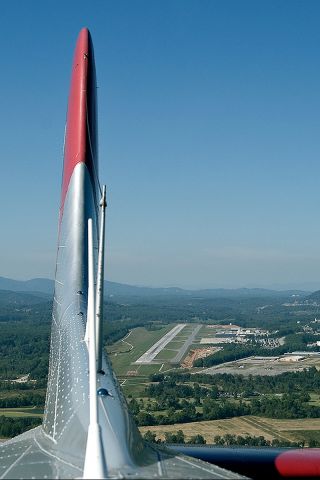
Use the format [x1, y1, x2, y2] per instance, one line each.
[135, 324, 186, 364]
[170, 324, 202, 363]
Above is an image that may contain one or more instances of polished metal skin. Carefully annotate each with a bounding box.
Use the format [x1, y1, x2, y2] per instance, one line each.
[96, 185, 107, 372]
[0, 28, 244, 479]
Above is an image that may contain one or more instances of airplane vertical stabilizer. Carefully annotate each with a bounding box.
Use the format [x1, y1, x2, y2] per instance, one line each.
[0, 29, 244, 479]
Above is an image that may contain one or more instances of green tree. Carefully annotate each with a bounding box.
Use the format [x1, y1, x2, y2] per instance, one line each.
[188, 434, 206, 444]
[143, 430, 157, 443]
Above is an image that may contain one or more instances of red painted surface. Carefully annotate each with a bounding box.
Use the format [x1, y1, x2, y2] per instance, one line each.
[60, 28, 92, 220]
[275, 449, 320, 477]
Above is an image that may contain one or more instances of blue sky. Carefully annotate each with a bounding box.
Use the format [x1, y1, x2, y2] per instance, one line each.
[1, 0, 320, 289]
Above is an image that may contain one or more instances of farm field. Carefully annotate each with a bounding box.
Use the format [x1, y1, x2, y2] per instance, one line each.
[139, 416, 320, 446]
[0, 406, 319, 448]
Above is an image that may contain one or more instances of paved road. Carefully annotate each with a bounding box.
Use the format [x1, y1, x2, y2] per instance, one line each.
[121, 331, 133, 351]
[135, 324, 186, 364]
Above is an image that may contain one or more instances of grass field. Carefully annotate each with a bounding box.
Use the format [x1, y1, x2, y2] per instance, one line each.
[284, 430, 320, 445]
[309, 393, 320, 406]
[195, 325, 217, 340]
[107, 322, 200, 381]
[154, 349, 179, 361]
[0, 407, 43, 418]
[139, 416, 320, 445]
[107, 325, 173, 376]
[162, 341, 185, 350]
[107, 324, 320, 448]
[176, 327, 195, 336]
[121, 381, 150, 397]
[107, 322, 199, 397]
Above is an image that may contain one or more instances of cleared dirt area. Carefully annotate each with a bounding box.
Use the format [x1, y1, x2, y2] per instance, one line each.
[181, 347, 221, 368]
[139, 416, 320, 444]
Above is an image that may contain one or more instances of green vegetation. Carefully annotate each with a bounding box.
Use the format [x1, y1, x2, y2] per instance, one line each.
[162, 341, 185, 349]
[0, 416, 41, 438]
[212, 434, 303, 447]
[0, 407, 43, 418]
[194, 338, 319, 368]
[107, 325, 172, 375]
[154, 349, 178, 361]
[142, 430, 303, 447]
[0, 320, 50, 382]
[127, 368, 320, 427]
[284, 430, 320, 447]
[2, 288, 320, 444]
[0, 391, 45, 408]
[156, 367, 320, 396]
[143, 429, 206, 444]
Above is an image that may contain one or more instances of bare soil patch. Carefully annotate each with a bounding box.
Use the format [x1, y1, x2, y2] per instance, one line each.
[181, 347, 221, 368]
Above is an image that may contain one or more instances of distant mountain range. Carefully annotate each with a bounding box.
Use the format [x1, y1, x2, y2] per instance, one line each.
[306, 290, 320, 302]
[0, 289, 51, 306]
[0, 277, 54, 295]
[0, 276, 310, 299]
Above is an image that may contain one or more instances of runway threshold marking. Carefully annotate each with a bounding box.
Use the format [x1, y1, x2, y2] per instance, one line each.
[135, 324, 186, 364]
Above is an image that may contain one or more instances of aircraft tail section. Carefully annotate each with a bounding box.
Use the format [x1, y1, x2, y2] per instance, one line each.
[43, 27, 100, 452]
[38, 28, 246, 478]
[0, 28, 245, 479]
[59, 27, 99, 220]
[42, 28, 147, 471]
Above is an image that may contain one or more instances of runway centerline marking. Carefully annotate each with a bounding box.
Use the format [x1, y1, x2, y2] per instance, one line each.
[135, 324, 186, 364]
